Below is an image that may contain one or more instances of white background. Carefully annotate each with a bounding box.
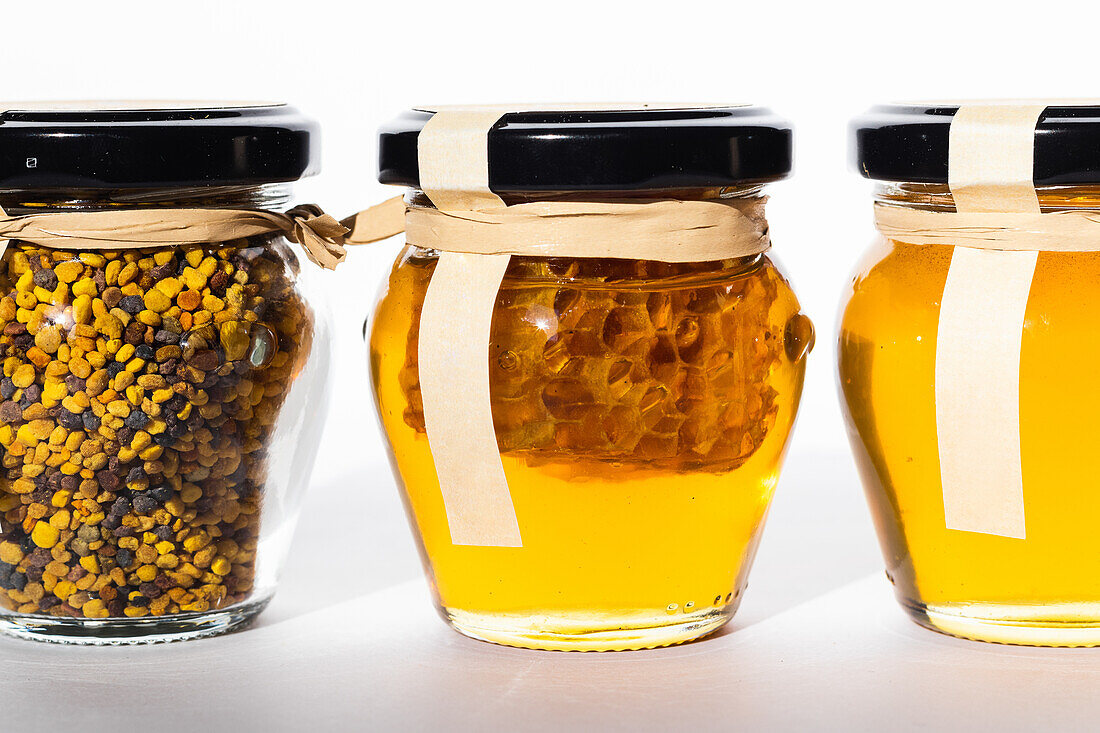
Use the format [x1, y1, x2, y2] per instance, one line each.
[3, 2, 1100, 730]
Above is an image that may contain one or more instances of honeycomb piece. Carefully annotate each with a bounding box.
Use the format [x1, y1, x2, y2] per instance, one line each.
[397, 253, 785, 472]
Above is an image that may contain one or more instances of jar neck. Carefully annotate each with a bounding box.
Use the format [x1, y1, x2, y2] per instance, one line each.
[404, 184, 767, 209]
[0, 182, 293, 215]
[874, 182, 1100, 212]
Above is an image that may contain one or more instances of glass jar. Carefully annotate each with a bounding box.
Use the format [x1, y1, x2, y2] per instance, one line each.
[369, 106, 812, 650]
[0, 103, 331, 644]
[842, 103, 1100, 646]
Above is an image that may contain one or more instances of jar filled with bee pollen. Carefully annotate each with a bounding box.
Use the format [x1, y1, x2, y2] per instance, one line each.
[369, 105, 813, 651]
[0, 103, 332, 644]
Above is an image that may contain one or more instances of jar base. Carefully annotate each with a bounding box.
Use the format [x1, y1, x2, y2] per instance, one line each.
[443, 605, 736, 651]
[903, 597, 1100, 647]
[0, 594, 272, 646]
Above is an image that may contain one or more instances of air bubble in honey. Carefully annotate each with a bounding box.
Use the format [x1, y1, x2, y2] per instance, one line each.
[784, 313, 815, 362]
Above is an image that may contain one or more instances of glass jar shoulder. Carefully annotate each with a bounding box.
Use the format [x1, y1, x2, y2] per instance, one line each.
[840, 236, 953, 341]
[840, 235, 1100, 339]
[375, 243, 798, 297]
[372, 245, 802, 347]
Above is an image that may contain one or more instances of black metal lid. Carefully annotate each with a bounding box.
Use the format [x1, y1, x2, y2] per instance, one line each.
[0, 102, 319, 189]
[853, 103, 1100, 185]
[378, 105, 792, 192]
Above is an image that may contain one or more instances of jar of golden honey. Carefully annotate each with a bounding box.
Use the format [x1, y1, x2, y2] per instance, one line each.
[843, 102, 1100, 646]
[0, 103, 335, 643]
[368, 105, 813, 650]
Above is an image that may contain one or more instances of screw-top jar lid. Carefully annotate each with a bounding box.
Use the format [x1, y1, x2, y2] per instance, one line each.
[853, 102, 1100, 185]
[378, 105, 792, 192]
[0, 101, 319, 189]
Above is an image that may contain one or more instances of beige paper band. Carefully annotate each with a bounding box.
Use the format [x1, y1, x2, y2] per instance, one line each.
[937, 247, 1034, 539]
[415, 109, 520, 547]
[342, 196, 407, 245]
[403, 197, 769, 261]
[417, 110, 507, 211]
[936, 103, 1044, 540]
[0, 205, 349, 270]
[948, 105, 1046, 214]
[344, 196, 769, 261]
[417, 252, 521, 547]
[874, 205, 1100, 251]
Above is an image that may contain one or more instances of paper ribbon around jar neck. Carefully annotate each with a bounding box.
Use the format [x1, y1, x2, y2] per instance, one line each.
[871, 103, 1100, 541]
[0, 204, 350, 270]
[342, 105, 775, 548]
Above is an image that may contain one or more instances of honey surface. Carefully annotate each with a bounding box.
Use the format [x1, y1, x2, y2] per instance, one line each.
[372, 247, 808, 647]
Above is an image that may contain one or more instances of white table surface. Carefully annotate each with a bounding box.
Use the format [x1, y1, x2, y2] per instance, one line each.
[6, 443, 1098, 732]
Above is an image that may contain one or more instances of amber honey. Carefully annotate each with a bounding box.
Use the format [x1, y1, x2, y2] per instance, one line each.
[840, 187, 1100, 646]
[371, 246, 810, 650]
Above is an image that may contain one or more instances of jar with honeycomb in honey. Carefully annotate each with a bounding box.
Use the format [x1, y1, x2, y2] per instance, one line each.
[367, 105, 812, 650]
[843, 102, 1100, 646]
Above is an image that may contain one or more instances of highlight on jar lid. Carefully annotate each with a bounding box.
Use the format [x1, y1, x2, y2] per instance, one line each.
[842, 101, 1100, 647]
[367, 104, 813, 651]
[0, 101, 334, 644]
[0, 101, 319, 188]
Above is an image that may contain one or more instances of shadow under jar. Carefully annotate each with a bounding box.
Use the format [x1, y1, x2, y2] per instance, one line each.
[0, 103, 331, 644]
[369, 106, 813, 651]
[843, 103, 1100, 646]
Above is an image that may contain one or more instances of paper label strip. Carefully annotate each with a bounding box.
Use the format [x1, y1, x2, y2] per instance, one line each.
[417, 109, 507, 211]
[936, 247, 1035, 538]
[948, 105, 1045, 214]
[935, 104, 1045, 539]
[418, 252, 521, 546]
[415, 108, 521, 547]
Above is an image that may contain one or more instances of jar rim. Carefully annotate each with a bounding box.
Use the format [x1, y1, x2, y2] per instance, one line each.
[872, 181, 1100, 213]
